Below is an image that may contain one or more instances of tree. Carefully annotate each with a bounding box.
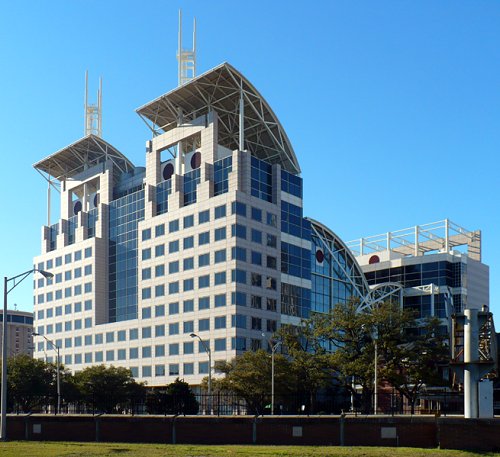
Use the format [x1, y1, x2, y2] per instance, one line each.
[6, 355, 54, 412]
[278, 322, 336, 413]
[311, 297, 378, 413]
[312, 298, 450, 414]
[146, 379, 198, 415]
[379, 316, 449, 413]
[73, 365, 145, 413]
[214, 349, 294, 414]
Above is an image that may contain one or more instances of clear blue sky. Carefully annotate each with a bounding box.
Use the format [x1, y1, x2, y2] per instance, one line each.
[1, 1, 499, 315]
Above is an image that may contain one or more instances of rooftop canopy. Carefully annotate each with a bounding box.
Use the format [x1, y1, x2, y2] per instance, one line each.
[136, 62, 300, 174]
[33, 134, 135, 183]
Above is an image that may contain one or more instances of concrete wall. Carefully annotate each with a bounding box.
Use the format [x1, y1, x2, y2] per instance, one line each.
[6, 415, 500, 451]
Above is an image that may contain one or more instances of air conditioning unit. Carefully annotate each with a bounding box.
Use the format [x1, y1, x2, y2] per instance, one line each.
[160, 159, 175, 181]
[184, 150, 201, 173]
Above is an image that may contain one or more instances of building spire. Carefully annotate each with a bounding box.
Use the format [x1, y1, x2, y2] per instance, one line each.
[177, 9, 196, 86]
[84, 71, 102, 137]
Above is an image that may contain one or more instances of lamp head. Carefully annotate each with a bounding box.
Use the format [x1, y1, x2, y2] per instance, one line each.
[37, 270, 54, 279]
[189, 333, 197, 339]
[32, 332, 40, 336]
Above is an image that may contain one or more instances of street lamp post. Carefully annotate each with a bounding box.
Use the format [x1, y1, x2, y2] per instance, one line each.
[32, 332, 60, 415]
[262, 333, 282, 415]
[190, 333, 211, 414]
[373, 328, 378, 415]
[1, 268, 53, 441]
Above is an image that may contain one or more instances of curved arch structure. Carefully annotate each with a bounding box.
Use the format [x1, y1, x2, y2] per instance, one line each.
[308, 218, 405, 313]
[136, 62, 300, 174]
[363, 282, 404, 313]
[308, 218, 372, 312]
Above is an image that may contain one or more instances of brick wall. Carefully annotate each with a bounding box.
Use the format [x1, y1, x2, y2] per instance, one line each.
[5, 415, 500, 451]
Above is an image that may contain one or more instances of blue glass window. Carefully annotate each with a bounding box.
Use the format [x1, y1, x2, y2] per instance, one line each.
[155, 265, 165, 277]
[232, 269, 246, 284]
[215, 294, 226, 307]
[199, 318, 210, 331]
[251, 156, 273, 202]
[183, 169, 201, 206]
[214, 338, 226, 351]
[214, 204, 226, 219]
[214, 227, 226, 241]
[198, 254, 210, 267]
[232, 224, 247, 239]
[155, 224, 165, 237]
[251, 207, 262, 222]
[169, 240, 179, 253]
[108, 188, 144, 322]
[214, 250, 226, 263]
[232, 201, 247, 217]
[214, 156, 232, 196]
[199, 210, 210, 224]
[183, 299, 194, 312]
[231, 291, 246, 306]
[183, 236, 194, 249]
[183, 278, 194, 291]
[169, 282, 179, 294]
[199, 275, 210, 288]
[232, 247, 247, 262]
[169, 302, 179, 315]
[214, 271, 226, 284]
[183, 257, 194, 270]
[281, 169, 303, 198]
[169, 219, 179, 233]
[199, 296, 210, 310]
[199, 231, 210, 245]
[142, 228, 151, 241]
[156, 179, 172, 215]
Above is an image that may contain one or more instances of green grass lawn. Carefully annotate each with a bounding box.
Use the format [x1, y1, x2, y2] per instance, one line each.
[0, 442, 498, 457]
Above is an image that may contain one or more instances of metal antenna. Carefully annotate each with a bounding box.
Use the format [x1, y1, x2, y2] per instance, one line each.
[177, 9, 197, 86]
[84, 71, 103, 137]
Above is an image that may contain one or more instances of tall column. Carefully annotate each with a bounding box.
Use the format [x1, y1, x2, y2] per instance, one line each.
[464, 308, 479, 418]
[239, 84, 244, 151]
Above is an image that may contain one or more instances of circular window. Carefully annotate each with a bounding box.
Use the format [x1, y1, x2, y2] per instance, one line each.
[73, 200, 82, 215]
[369, 255, 380, 264]
[315, 249, 325, 263]
[162, 162, 174, 181]
[190, 151, 201, 169]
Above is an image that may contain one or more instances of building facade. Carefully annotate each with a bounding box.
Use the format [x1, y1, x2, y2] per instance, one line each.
[347, 220, 489, 331]
[0, 310, 34, 358]
[32, 63, 365, 385]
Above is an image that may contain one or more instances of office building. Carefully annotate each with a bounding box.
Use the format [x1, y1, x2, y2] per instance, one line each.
[347, 219, 489, 329]
[0, 310, 34, 358]
[32, 63, 369, 385]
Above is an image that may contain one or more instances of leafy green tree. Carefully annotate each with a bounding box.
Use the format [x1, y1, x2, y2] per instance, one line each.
[5, 355, 53, 412]
[311, 297, 377, 412]
[278, 323, 336, 412]
[312, 298, 449, 413]
[379, 316, 449, 413]
[73, 365, 145, 413]
[214, 349, 294, 414]
[146, 379, 198, 415]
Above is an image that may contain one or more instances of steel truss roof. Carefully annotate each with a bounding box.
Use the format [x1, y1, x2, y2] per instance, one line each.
[33, 134, 135, 183]
[136, 62, 300, 174]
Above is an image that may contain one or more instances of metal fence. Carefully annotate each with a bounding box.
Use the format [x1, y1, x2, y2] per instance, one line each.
[7, 390, 465, 416]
